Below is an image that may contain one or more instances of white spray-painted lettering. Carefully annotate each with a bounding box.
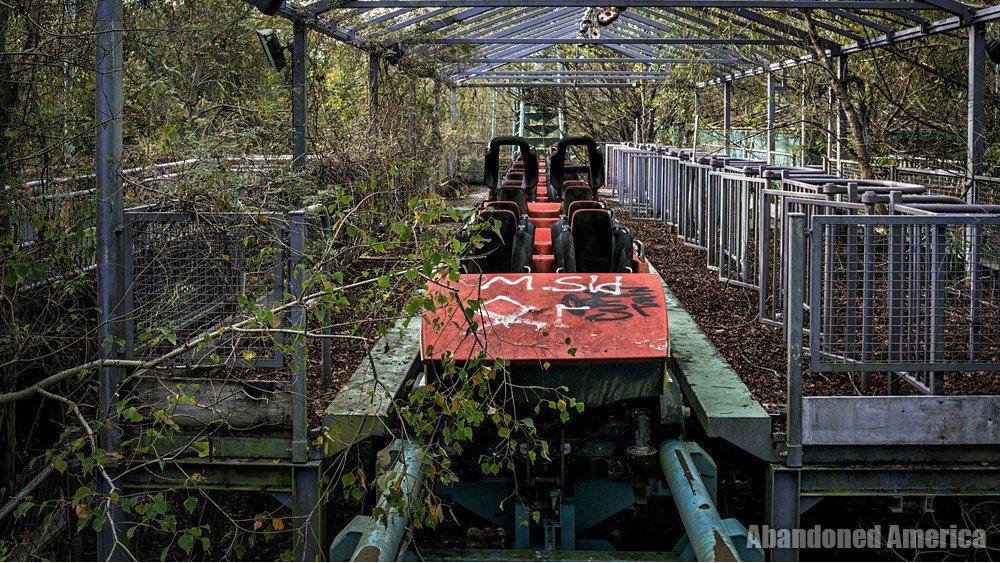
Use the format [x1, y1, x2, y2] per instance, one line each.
[479, 275, 534, 291]
[542, 275, 622, 295]
[478, 295, 547, 331]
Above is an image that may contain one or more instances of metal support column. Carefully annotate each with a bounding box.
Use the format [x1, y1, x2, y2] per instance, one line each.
[433, 82, 441, 132]
[490, 89, 498, 137]
[786, 212, 805, 469]
[293, 463, 325, 561]
[767, 71, 776, 164]
[968, 23, 985, 203]
[368, 53, 380, 136]
[95, 0, 124, 555]
[291, 19, 307, 173]
[409, 80, 418, 155]
[692, 89, 701, 153]
[723, 80, 732, 156]
[450, 87, 458, 123]
[826, 85, 834, 173]
[835, 55, 848, 176]
[289, 210, 307, 464]
[767, 466, 801, 562]
[287, 211, 321, 559]
[800, 69, 807, 166]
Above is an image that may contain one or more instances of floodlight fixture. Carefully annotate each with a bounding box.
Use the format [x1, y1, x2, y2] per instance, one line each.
[248, 0, 283, 15]
[986, 38, 1000, 65]
[257, 28, 288, 72]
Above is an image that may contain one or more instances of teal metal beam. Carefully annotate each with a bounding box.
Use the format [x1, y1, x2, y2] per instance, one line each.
[349, 440, 425, 561]
[660, 440, 742, 562]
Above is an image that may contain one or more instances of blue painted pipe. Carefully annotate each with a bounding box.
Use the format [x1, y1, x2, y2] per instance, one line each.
[660, 439, 742, 562]
[350, 440, 425, 562]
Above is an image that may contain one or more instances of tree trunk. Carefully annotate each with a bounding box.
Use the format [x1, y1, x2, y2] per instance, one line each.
[800, 9, 874, 178]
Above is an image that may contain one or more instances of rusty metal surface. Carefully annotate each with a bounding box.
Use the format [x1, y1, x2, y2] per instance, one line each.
[422, 272, 669, 363]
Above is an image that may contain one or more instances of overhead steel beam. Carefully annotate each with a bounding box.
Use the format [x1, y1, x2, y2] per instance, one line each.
[300, 1, 345, 15]
[644, 7, 783, 64]
[409, 37, 798, 44]
[462, 73, 691, 79]
[917, 0, 972, 20]
[599, 42, 657, 61]
[460, 7, 561, 39]
[457, 82, 678, 88]
[731, 7, 843, 50]
[788, 9, 864, 42]
[370, 6, 453, 37]
[279, 5, 362, 46]
[616, 11, 754, 66]
[826, 8, 892, 33]
[462, 57, 741, 63]
[451, 10, 580, 75]
[464, 6, 578, 41]
[348, 8, 411, 34]
[600, 29, 660, 58]
[465, 70, 713, 76]
[379, 6, 494, 46]
[456, 44, 561, 78]
[325, 1, 943, 9]
[874, 7, 929, 24]
[697, 4, 1000, 86]
[459, 7, 540, 37]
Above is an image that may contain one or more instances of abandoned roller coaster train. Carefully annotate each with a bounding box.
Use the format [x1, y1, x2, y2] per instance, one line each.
[329, 136, 763, 562]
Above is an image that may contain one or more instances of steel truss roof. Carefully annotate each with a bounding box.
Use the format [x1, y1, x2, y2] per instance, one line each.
[276, 1, 999, 88]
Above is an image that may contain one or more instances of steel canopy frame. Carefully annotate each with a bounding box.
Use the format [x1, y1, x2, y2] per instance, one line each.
[273, 0, 992, 90]
[268, 0, 996, 175]
[697, 2, 1000, 86]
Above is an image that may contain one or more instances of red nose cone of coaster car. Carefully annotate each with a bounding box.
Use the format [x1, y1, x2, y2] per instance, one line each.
[421, 273, 669, 364]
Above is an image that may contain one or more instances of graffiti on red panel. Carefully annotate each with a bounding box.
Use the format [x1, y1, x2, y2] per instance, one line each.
[462, 274, 663, 331]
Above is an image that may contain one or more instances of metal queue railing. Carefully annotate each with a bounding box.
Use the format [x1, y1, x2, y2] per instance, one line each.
[606, 142, 1000, 399]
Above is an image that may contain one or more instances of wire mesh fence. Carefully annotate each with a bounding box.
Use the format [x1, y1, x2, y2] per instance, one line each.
[716, 172, 767, 290]
[808, 214, 1000, 384]
[891, 167, 1000, 206]
[607, 142, 1000, 399]
[123, 211, 288, 368]
[5, 156, 305, 289]
[607, 144, 670, 221]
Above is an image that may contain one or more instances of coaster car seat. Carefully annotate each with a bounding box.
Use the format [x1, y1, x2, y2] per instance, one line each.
[547, 136, 604, 202]
[463, 208, 534, 273]
[484, 136, 538, 201]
